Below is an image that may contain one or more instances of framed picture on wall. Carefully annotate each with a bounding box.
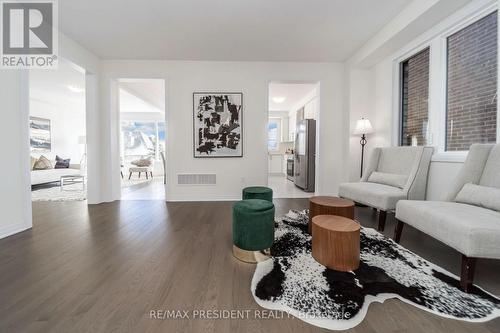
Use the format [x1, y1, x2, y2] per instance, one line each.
[193, 92, 243, 158]
[29, 116, 51, 152]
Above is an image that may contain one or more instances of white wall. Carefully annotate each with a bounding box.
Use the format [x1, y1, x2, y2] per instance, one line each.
[0, 72, 32, 239]
[30, 99, 86, 163]
[101, 60, 347, 201]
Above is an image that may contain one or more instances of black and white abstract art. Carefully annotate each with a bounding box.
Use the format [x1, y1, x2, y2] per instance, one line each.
[30, 116, 51, 152]
[251, 210, 500, 331]
[193, 93, 242, 157]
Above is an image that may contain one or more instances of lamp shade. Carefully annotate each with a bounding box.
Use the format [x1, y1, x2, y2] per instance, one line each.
[78, 135, 87, 145]
[353, 118, 373, 135]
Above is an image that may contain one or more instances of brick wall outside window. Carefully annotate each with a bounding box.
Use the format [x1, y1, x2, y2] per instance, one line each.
[400, 48, 430, 146]
[446, 11, 498, 151]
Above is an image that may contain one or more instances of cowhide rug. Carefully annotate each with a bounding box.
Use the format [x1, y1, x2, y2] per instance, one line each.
[251, 210, 500, 330]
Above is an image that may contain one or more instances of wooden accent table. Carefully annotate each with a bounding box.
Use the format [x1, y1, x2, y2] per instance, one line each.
[309, 196, 355, 233]
[311, 215, 360, 272]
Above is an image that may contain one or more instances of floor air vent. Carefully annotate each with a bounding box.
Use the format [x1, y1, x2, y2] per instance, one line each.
[177, 173, 216, 185]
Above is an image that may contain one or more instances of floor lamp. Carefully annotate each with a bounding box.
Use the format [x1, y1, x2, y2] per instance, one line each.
[354, 118, 373, 178]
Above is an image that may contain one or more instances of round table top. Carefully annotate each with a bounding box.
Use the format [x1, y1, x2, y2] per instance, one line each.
[309, 196, 354, 208]
[312, 215, 360, 233]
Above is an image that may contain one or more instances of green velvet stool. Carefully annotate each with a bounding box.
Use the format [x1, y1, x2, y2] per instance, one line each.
[242, 186, 273, 202]
[232, 199, 275, 263]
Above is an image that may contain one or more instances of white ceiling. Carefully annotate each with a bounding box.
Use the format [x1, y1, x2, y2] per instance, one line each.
[59, 0, 412, 62]
[119, 79, 165, 113]
[30, 59, 85, 106]
[269, 83, 317, 111]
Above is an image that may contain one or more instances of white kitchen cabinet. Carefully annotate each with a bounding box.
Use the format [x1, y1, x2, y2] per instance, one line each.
[268, 154, 284, 174]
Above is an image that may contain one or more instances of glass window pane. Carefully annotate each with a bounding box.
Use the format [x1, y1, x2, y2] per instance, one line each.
[268, 119, 280, 151]
[400, 48, 430, 146]
[446, 11, 498, 151]
[121, 121, 165, 162]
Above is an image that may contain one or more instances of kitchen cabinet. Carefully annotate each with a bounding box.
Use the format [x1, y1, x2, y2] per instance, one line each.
[268, 154, 284, 174]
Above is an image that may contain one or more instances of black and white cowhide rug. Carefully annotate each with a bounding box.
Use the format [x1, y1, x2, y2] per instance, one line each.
[251, 210, 500, 330]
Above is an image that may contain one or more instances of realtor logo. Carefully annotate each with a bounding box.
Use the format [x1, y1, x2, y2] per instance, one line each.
[1, 0, 58, 68]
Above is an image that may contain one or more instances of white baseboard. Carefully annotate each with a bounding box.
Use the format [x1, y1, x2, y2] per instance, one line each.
[166, 195, 240, 202]
[0, 222, 31, 240]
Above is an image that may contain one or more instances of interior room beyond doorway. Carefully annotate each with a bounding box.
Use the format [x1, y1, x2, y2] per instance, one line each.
[267, 82, 319, 199]
[119, 79, 166, 200]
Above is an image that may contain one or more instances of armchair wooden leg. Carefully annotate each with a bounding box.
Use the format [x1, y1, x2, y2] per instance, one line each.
[146, 172, 149, 180]
[128, 172, 132, 180]
[139, 172, 141, 178]
[394, 220, 404, 243]
[460, 255, 476, 293]
[150, 171, 153, 178]
[378, 210, 387, 232]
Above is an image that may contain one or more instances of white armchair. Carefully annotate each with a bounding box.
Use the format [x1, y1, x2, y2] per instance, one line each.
[339, 146, 434, 231]
[395, 144, 500, 292]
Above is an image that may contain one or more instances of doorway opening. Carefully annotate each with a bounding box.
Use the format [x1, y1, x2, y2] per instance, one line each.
[29, 58, 87, 202]
[119, 79, 166, 200]
[267, 82, 319, 198]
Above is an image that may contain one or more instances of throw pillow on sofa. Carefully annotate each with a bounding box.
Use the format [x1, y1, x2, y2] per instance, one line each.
[30, 156, 38, 170]
[455, 183, 500, 212]
[33, 155, 53, 170]
[55, 155, 71, 169]
[367, 171, 408, 189]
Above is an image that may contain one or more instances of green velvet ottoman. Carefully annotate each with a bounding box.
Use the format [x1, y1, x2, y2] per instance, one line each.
[242, 186, 273, 202]
[232, 199, 275, 263]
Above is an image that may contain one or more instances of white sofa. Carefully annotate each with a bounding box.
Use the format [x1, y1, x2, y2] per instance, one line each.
[31, 164, 81, 186]
[395, 144, 500, 292]
[338, 146, 434, 231]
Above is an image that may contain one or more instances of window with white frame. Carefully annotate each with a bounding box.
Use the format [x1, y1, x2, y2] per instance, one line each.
[445, 11, 497, 151]
[267, 118, 281, 151]
[400, 47, 430, 146]
[397, 9, 498, 153]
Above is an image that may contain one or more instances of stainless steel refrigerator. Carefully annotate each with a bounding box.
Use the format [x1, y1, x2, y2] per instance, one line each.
[294, 119, 316, 192]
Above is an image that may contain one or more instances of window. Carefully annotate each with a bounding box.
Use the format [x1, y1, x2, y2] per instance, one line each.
[446, 11, 498, 151]
[267, 118, 281, 151]
[400, 48, 430, 146]
[121, 121, 165, 162]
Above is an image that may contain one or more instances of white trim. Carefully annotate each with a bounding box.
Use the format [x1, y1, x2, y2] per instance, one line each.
[431, 151, 468, 163]
[0, 222, 31, 240]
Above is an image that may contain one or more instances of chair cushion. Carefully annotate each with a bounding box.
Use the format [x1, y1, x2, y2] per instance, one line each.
[455, 183, 500, 212]
[129, 166, 152, 172]
[131, 157, 152, 167]
[338, 182, 405, 211]
[396, 200, 500, 258]
[377, 147, 419, 175]
[242, 186, 273, 202]
[233, 198, 274, 213]
[367, 171, 408, 189]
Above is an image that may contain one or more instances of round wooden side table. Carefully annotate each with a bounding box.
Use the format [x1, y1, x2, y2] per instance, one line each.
[309, 196, 355, 234]
[311, 215, 360, 272]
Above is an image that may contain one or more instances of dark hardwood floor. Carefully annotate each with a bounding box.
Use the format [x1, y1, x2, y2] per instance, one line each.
[0, 199, 499, 333]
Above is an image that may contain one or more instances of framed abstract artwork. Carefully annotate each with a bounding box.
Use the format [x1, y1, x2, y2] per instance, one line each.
[193, 92, 243, 157]
[29, 116, 51, 152]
